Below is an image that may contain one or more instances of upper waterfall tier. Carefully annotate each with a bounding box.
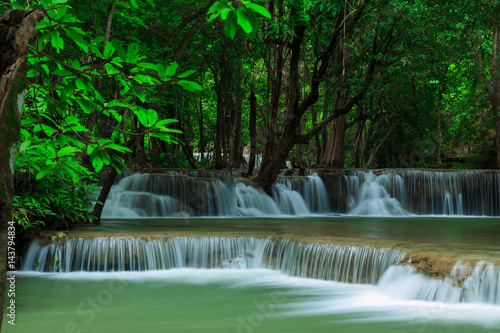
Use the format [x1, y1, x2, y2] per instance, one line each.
[343, 170, 500, 216]
[101, 171, 330, 218]
[98, 169, 500, 217]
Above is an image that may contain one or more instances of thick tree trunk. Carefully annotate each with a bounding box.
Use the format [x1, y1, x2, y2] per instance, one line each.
[0, 9, 44, 327]
[248, 87, 257, 175]
[262, 43, 284, 167]
[215, 73, 225, 170]
[353, 119, 365, 168]
[230, 62, 243, 168]
[322, 113, 347, 168]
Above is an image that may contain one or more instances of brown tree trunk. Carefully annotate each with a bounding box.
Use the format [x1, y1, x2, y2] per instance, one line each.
[198, 97, 204, 159]
[248, 87, 257, 175]
[353, 119, 365, 168]
[493, 22, 500, 168]
[261, 11, 284, 168]
[215, 72, 225, 170]
[230, 61, 243, 168]
[436, 89, 442, 168]
[322, 112, 347, 168]
[178, 120, 198, 169]
[0, 9, 44, 326]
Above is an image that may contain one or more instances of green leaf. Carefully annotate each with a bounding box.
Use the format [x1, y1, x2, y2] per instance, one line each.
[177, 80, 202, 92]
[105, 63, 121, 75]
[111, 40, 127, 62]
[75, 78, 86, 91]
[236, 7, 252, 33]
[104, 42, 115, 58]
[57, 146, 79, 157]
[91, 155, 104, 172]
[138, 62, 157, 70]
[156, 64, 167, 80]
[54, 4, 67, 20]
[150, 132, 179, 143]
[66, 27, 89, 53]
[245, 2, 271, 18]
[135, 109, 149, 127]
[156, 119, 178, 126]
[36, 166, 55, 181]
[224, 11, 238, 38]
[33, 124, 57, 136]
[103, 143, 131, 153]
[147, 109, 158, 126]
[76, 99, 91, 114]
[165, 62, 178, 77]
[127, 43, 139, 63]
[177, 69, 197, 79]
[50, 30, 64, 51]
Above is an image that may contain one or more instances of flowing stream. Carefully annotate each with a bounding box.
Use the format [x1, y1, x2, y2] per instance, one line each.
[6, 169, 500, 332]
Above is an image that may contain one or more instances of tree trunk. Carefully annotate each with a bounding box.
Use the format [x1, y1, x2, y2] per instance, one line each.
[178, 120, 198, 169]
[436, 89, 442, 168]
[248, 87, 257, 175]
[262, 40, 284, 167]
[198, 97, 204, 159]
[353, 119, 365, 168]
[230, 62, 243, 168]
[215, 73, 225, 170]
[493, 22, 500, 168]
[322, 113, 347, 168]
[0, 9, 44, 327]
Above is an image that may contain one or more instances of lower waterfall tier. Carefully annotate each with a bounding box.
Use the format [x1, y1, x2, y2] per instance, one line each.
[22, 236, 500, 305]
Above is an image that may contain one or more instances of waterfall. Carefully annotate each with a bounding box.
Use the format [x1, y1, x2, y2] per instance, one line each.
[101, 171, 329, 217]
[22, 237, 405, 285]
[102, 172, 238, 217]
[345, 171, 408, 216]
[378, 263, 500, 305]
[266, 238, 406, 284]
[276, 173, 330, 213]
[345, 170, 500, 216]
[22, 237, 500, 305]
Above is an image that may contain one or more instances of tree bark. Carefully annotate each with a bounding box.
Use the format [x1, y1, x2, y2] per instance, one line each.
[0, 9, 44, 327]
[248, 87, 257, 175]
[230, 61, 243, 168]
[262, 0, 284, 167]
[214, 72, 225, 170]
[198, 97, 204, 159]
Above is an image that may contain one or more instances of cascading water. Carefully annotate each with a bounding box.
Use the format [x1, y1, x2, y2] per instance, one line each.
[276, 173, 330, 213]
[102, 172, 238, 217]
[378, 262, 500, 305]
[22, 236, 500, 306]
[101, 171, 329, 218]
[344, 170, 500, 216]
[22, 236, 405, 286]
[345, 171, 408, 216]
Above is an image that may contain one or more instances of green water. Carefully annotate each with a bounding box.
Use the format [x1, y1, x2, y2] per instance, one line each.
[4, 216, 500, 332]
[3, 269, 500, 333]
[99, 216, 500, 245]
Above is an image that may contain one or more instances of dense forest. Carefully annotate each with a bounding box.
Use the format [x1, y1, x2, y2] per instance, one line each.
[1, 0, 500, 230]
